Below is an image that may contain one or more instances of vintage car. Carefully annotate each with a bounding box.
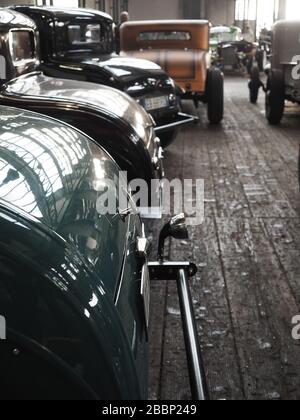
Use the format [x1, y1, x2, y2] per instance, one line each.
[210, 25, 243, 55]
[0, 8, 163, 214]
[255, 27, 272, 71]
[249, 20, 300, 124]
[11, 6, 197, 147]
[0, 106, 207, 400]
[120, 20, 224, 124]
[210, 25, 257, 73]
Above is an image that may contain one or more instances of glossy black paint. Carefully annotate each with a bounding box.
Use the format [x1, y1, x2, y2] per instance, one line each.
[0, 9, 38, 81]
[11, 6, 180, 126]
[0, 9, 162, 190]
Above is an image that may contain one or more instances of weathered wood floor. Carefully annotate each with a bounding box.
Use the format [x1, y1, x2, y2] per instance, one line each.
[148, 75, 300, 400]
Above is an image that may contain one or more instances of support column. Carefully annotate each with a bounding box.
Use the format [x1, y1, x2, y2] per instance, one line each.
[278, 0, 286, 20]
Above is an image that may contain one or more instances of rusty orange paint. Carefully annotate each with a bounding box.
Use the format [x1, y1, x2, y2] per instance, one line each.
[120, 20, 211, 94]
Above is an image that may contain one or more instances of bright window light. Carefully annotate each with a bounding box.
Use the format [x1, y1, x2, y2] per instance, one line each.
[52, 0, 79, 6]
[36, 0, 79, 6]
[286, 0, 300, 19]
[256, 0, 276, 30]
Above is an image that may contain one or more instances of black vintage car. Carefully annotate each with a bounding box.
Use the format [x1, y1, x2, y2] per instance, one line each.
[0, 9, 163, 214]
[11, 6, 197, 147]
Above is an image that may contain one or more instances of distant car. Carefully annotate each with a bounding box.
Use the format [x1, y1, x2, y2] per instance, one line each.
[11, 5, 197, 147]
[210, 26, 243, 56]
[120, 19, 224, 124]
[0, 8, 163, 214]
[0, 106, 206, 400]
[210, 25, 256, 73]
[249, 20, 300, 124]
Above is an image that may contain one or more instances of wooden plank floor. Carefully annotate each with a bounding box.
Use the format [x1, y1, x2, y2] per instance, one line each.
[148, 75, 300, 400]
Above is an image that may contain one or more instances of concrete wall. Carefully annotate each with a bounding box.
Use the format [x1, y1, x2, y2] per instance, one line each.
[128, 0, 235, 25]
[206, 0, 235, 26]
[129, 0, 181, 20]
[0, 0, 235, 25]
[0, 0, 35, 5]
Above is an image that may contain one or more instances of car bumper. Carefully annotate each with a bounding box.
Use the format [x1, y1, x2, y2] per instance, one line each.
[148, 261, 209, 400]
[155, 112, 199, 134]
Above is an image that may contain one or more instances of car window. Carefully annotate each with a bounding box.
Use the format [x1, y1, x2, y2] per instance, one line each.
[139, 31, 191, 41]
[10, 30, 36, 63]
[68, 24, 101, 45]
[54, 20, 113, 55]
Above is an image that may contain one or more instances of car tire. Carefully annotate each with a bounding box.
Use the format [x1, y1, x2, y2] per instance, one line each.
[249, 66, 260, 104]
[256, 50, 265, 72]
[206, 68, 224, 124]
[266, 69, 285, 125]
[159, 129, 177, 148]
[298, 145, 300, 190]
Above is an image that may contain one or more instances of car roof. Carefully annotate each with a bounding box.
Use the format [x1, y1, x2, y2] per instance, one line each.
[11, 5, 113, 22]
[0, 8, 36, 31]
[273, 19, 300, 31]
[124, 19, 209, 28]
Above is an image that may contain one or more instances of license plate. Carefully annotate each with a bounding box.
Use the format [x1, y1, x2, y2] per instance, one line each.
[140, 264, 150, 331]
[144, 96, 168, 111]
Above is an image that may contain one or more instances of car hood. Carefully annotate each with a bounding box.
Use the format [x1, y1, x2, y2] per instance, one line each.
[81, 55, 168, 83]
[3, 72, 154, 142]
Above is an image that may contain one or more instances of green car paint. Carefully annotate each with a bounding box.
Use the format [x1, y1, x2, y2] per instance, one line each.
[0, 106, 148, 400]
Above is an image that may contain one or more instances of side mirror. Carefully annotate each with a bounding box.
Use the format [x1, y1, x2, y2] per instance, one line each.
[158, 213, 189, 261]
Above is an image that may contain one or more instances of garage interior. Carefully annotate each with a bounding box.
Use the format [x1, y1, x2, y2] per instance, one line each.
[148, 76, 300, 401]
[1, 0, 300, 402]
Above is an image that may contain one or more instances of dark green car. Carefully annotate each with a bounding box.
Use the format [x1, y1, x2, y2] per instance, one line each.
[0, 107, 207, 401]
[0, 106, 149, 400]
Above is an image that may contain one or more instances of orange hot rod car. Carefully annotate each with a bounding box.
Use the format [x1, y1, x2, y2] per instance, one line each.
[120, 20, 224, 124]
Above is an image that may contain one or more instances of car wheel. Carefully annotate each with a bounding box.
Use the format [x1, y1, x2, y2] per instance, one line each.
[298, 145, 300, 190]
[159, 129, 177, 148]
[206, 68, 224, 125]
[266, 69, 285, 125]
[249, 66, 260, 104]
[256, 50, 265, 72]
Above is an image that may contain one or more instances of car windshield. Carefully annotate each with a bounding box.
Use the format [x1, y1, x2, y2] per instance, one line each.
[55, 19, 114, 56]
[68, 23, 101, 45]
[139, 31, 191, 41]
[210, 28, 242, 44]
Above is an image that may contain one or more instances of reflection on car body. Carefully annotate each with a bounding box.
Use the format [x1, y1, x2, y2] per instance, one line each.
[0, 106, 148, 400]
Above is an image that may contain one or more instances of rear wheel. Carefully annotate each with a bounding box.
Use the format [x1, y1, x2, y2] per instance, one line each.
[256, 49, 266, 72]
[206, 68, 224, 124]
[298, 145, 300, 190]
[266, 69, 285, 125]
[249, 66, 261, 104]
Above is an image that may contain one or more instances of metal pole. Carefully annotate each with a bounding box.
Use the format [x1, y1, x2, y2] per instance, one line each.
[176, 269, 209, 401]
